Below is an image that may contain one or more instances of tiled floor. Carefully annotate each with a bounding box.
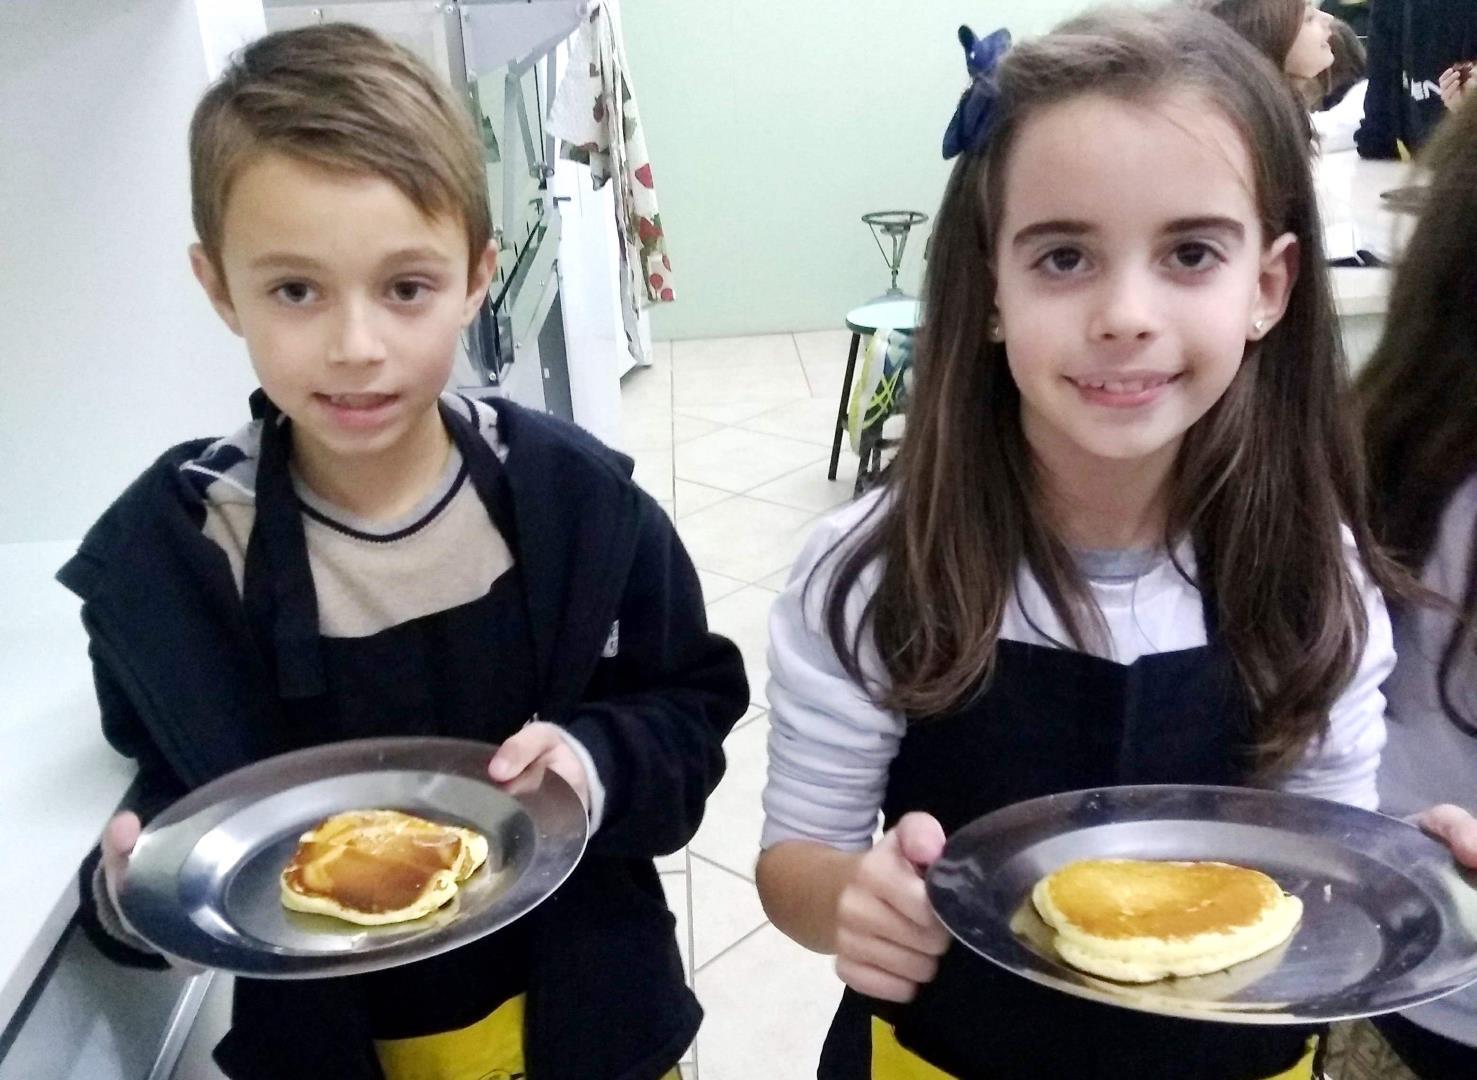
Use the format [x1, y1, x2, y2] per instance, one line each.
[624, 330, 857, 1079]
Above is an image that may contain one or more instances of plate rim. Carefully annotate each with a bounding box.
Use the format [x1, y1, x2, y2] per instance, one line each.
[924, 783, 1477, 1024]
[117, 735, 589, 978]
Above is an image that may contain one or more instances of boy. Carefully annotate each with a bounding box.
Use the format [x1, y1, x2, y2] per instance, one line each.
[61, 22, 746, 1079]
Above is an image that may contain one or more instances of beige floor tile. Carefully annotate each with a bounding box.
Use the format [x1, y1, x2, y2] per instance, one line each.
[632, 447, 674, 502]
[622, 408, 674, 454]
[676, 497, 818, 583]
[696, 568, 747, 605]
[690, 716, 769, 880]
[673, 414, 722, 444]
[705, 585, 778, 708]
[655, 846, 689, 873]
[672, 333, 801, 371]
[621, 353, 672, 411]
[676, 479, 734, 520]
[735, 704, 767, 730]
[697, 569, 747, 606]
[693, 924, 845, 1080]
[689, 855, 768, 969]
[673, 362, 811, 408]
[675, 427, 826, 495]
[737, 397, 842, 447]
[746, 462, 856, 515]
[795, 329, 857, 398]
[675, 400, 790, 426]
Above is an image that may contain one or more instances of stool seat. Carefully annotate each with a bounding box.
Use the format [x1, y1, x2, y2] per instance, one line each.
[845, 297, 923, 336]
[828, 297, 923, 490]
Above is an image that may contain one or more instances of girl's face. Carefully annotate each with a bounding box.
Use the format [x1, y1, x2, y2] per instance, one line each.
[1285, 3, 1335, 79]
[992, 91, 1297, 475]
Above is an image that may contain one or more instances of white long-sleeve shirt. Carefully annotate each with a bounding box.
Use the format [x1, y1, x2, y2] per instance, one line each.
[762, 493, 1394, 853]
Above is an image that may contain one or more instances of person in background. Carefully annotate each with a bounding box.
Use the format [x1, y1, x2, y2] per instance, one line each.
[61, 22, 747, 1080]
[1192, 0, 1337, 82]
[1437, 59, 1474, 111]
[1352, 93, 1477, 1080]
[1356, 0, 1477, 157]
[755, 7, 1477, 1078]
[1321, 0, 1371, 38]
[1312, 18, 1370, 150]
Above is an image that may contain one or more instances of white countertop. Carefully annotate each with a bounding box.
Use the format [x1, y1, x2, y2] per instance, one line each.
[0, 541, 136, 1034]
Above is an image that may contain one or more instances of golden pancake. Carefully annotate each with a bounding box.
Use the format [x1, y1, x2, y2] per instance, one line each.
[1031, 859, 1302, 983]
[280, 809, 489, 926]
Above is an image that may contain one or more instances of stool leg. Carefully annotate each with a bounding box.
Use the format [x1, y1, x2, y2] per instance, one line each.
[829, 332, 862, 481]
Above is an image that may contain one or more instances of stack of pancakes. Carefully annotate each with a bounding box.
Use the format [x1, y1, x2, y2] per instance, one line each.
[280, 809, 489, 926]
[1031, 859, 1303, 983]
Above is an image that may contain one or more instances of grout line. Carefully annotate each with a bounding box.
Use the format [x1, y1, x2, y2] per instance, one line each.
[690, 850, 759, 886]
[694, 919, 772, 975]
[793, 332, 817, 398]
[734, 708, 769, 731]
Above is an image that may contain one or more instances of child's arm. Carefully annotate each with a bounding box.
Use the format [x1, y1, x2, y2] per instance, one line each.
[554, 493, 749, 858]
[756, 507, 950, 1001]
[78, 642, 189, 969]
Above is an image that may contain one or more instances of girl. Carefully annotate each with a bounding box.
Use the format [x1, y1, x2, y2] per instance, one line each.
[757, 7, 1471, 1079]
[1194, 0, 1336, 81]
[1353, 94, 1477, 1080]
[1311, 19, 1369, 152]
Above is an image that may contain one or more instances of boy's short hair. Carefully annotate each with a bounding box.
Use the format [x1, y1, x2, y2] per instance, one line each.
[190, 22, 491, 277]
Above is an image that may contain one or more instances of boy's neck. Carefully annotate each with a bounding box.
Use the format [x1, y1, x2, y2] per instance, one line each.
[1032, 436, 1178, 553]
[290, 404, 453, 523]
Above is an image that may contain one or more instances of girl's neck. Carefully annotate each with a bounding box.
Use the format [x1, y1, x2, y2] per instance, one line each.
[291, 406, 453, 522]
[1030, 432, 1179, 552]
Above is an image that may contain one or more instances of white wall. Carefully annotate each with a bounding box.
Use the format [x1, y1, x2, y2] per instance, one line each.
[619, 0, 1112, 340]
[0, 1, 260, 544]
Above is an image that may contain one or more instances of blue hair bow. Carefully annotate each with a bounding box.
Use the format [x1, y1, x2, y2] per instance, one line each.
[942, 26, 1011, 160]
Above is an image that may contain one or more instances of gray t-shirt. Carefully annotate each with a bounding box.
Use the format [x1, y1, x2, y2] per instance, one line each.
[1377, 475, 1477, 1046]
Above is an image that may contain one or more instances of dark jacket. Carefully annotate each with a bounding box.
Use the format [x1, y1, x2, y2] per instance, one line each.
[1357, 0, 1477, 158]
[58, 395, 749, 1079]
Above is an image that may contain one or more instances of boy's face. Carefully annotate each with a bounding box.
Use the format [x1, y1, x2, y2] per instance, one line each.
[191, 152, 494, 471]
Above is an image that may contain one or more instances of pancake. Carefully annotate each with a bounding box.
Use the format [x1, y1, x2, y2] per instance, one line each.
[1031, 859, 1302, 983]
[280, 809, 489, 926]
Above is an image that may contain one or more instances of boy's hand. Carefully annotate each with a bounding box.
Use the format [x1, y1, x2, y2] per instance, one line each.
[488, 721, 591, 811]
[834, 812, 952, 1003]
[1417, 804, 1477, 868]
[100, 811, 203, 975]
[101, 811, 142, 917]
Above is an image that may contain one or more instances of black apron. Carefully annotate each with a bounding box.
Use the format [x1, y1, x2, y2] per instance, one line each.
[249, 403, 543, 1043]
[818, 577, 1321, 1080]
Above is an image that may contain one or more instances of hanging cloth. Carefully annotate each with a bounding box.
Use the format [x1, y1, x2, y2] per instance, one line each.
[549, 0, 675, 352]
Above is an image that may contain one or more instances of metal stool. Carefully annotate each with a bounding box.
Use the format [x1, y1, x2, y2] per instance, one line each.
[827, 297, 922, 482]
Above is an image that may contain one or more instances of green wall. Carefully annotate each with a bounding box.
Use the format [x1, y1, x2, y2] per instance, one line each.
[620, 0, 1098, 340]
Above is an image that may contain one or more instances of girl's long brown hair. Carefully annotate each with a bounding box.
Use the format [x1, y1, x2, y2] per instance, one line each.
[819, 7, 1405, 774]
[1190, 0, 1301, 71]
[1356, 100, 1477, 735]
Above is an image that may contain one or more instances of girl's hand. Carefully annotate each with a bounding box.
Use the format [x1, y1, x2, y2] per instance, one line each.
[1416, 804, 1477, 867]
[834, 812, 953, 1003]
[488, 721, 591, 811]
[1439, 64, 1473, 110]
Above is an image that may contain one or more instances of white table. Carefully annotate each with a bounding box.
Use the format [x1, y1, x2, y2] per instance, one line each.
[1319, 150, 1419, 370]
[0, 541, 135, 1034]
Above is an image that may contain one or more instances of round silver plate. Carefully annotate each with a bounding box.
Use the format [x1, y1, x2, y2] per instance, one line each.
[925, 785, 1477, 1024]
[117, 736, 588, 978]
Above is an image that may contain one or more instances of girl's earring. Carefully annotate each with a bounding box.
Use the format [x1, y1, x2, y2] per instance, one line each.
[987, 314, 1005, 342]
[1252, 317, 1266, 337]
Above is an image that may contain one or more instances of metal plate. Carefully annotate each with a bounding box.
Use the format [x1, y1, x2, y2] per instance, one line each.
[117, 736, 588, 979]
[926, 785, 1477, 1024]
